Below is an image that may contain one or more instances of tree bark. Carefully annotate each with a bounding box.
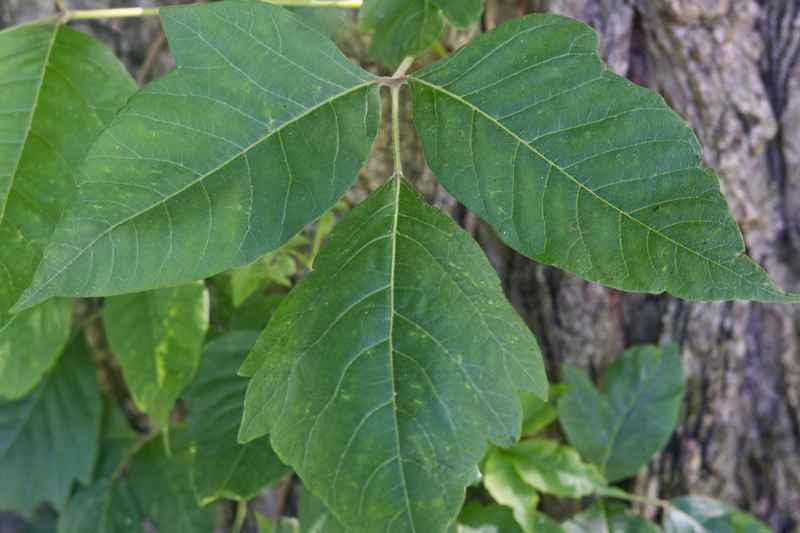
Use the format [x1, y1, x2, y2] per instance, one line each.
[2, 0, 799, 530]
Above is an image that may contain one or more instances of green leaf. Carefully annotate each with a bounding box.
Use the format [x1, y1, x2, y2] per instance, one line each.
[95, 402, 142, 478]
[58, 478, 142, 533]
[431, 0, 484, 27]
[664, 496, 770, 533]
[230, 250, 298, 306]
[13, 2, 380, 312]
[231, 293, 286, 332]
[409, 14, 798, 302]
[558, 344, 683, 481]
[507, 438, 605, 498]
[104, 281, 209, 429]
[359, 0, 444, 66]
[519, 383, 566, 435]
[0, 21, 134, 390]
[126, 437, 216, 533]
[299, 485, 348, 533]
[482, 449, 540, 532]
[0, 336, 102, 514]
[563, 502, 660, 533]
[0, 297, 71, 399]
[184, 332, 289, 504]
[458, 502, 524, 533]
[240, 179, 546, 532]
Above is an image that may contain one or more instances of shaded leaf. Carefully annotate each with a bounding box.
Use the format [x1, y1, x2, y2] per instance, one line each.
[458, 502, 523, 533]
[240, 179, 546, 532]
[184, 332, 289, 504]
[231, 293, 286, 332]
[14, 2, 379, 311]
[104, 281, 209, 429]
[58, 478, 142, 533]
[0, 336, 102, 514]
[664, 496, 770, 533]
[558, 344, 683, 481]
[0, 21, 134, 390]
[0, 298, 71, 399]
[508, 438, 605, 498]
[359, 0, 444, 65]
[126, 437, 216, 533]
[431, 0, 484, 27]
[409, 14, 798, 302]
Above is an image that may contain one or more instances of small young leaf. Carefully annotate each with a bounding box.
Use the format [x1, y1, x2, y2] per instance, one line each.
[359, 0, 444, 65]
[519, 383, 567, 436]
[258, 514, 302, 533]
[0, 297, 71, 399]
[663, 496, 770, 533]
[58, 478, 142, 533]
[184, 332, 289, 504]
[104, 282, 209, 430]
[483, 449, 540, 532]
[13, 2, 380, 311]
[431, 0, 484, 27]
[126, 437, 216, 533]
[507, 439, 605, 498]
[558, 344, 683, 482]
[409, 14, 798, 302]
[240, 179, 546, 532]
[563, 502, 660, 533]
[0, 336, 102, 514]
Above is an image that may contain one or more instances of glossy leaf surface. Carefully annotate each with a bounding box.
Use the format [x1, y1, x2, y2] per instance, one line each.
[507, 439, 605, 498]
[14, 2, 379, 311]
[240, 179, 546, 532]
[483, 449, 540, 532]
[410, 14, 798, 302]
[563, 502, 660, 533]
[185, 332, 289, 504]
[0, 21, 134, 391]
[104, 281, 209, 429]
[664, 496, 770, 533]
[558, 344, 683, 482]
[0, 337, 102, 514]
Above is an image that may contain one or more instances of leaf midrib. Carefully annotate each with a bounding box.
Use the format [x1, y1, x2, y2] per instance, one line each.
[385, 179, 417, 533]
[409, 76, 782, 301]
[13, 81, 375, 311]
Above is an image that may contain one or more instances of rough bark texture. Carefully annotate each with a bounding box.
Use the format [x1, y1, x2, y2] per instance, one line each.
[2, 0, 799, 531]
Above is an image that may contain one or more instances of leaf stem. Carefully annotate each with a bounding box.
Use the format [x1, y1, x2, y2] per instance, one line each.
[61, 0, 362, 21]
[231, 499, 248, 533]
[390, 84, 403, 179]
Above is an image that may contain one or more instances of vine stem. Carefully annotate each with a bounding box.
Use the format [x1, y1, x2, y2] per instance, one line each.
[390, 84, 403, 179]
[389, 56, 414, 179]
[62, 0, 362, 21]
[231, 499, 248, 533]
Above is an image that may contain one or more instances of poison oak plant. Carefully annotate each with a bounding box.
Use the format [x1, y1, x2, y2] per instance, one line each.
[0, 1, 794, 532]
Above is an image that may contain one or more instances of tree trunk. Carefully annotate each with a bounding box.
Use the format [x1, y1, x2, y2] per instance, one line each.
[2, 0, 799, 530]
